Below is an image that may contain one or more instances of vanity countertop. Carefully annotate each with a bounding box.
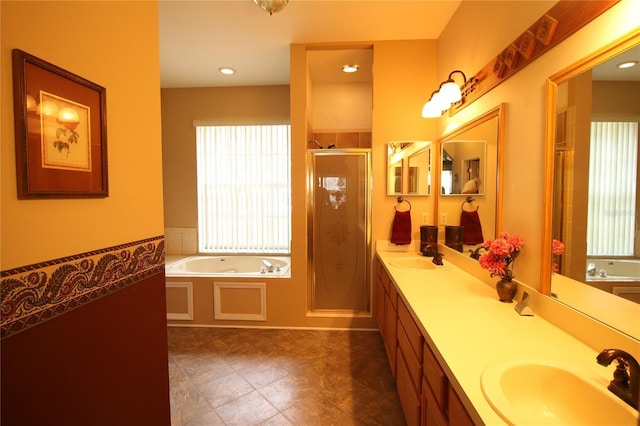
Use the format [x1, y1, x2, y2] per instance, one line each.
[376, 247, 637, 425]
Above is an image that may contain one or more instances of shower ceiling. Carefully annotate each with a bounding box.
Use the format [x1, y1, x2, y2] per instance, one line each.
[159, 1, 462, 88]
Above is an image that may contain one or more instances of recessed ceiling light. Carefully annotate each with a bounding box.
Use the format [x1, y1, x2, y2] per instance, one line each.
[218, 67, 236, 75]
[342, 65, 359, 73]
[617, 60, 638, 69]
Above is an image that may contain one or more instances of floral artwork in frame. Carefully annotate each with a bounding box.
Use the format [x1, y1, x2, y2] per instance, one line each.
[12, 49, 108, 198]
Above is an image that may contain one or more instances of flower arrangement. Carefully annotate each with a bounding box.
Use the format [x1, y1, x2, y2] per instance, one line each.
[552, 239, 565, 273]
[478, 232, 524, 280]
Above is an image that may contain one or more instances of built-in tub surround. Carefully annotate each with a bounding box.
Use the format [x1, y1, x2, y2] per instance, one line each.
[165, 255, 290, 326]
[376, 241, 639, 425]
[1, 236, 165, 338]
[166, 255, 290, 277]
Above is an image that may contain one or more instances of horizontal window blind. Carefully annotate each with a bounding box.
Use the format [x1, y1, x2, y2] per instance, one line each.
[587, 121, 638, 256]
[196, 125, 291, 254]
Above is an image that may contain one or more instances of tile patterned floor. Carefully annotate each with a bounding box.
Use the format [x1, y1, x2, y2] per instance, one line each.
[168, 327, 406, 426]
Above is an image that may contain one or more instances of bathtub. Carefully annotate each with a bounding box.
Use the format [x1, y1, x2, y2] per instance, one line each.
[165, 255, 290, 277]
[586, 258, 640, 282]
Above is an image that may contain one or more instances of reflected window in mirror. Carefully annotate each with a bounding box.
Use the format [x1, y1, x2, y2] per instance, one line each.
[542, 29, 640, 341]
[387, 141, 431, 196]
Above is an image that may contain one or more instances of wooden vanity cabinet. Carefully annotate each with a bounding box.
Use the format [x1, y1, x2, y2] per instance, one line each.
[375, 257, 478, 426]
[375, 258, 397, 378]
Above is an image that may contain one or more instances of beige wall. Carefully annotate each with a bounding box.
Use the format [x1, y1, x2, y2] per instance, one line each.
[1, 1, 164, 269]
[161, 1, 639, 329]
[437, 0, 640, 290]
[162, 40, 437, 328]
[161, 85, 290, 227]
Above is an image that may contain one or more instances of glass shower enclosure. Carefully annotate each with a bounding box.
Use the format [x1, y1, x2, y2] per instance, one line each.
[307, 149, 371, 315]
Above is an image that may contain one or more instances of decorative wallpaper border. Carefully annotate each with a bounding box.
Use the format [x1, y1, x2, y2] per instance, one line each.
[1, 236, 165, 339]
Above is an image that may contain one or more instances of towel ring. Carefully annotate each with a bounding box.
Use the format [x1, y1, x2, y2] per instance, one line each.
[462, 196, 478, 211]
[395, 196, 411, 211]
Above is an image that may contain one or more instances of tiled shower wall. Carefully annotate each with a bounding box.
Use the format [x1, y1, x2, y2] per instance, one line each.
[165, 228, 198, 255]
[307, 131, 372, 149]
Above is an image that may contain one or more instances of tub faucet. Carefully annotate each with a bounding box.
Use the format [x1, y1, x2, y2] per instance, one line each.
[587, 262, 596, 276]
[262, 259, 274, 272]
[596, 348, 639, 409]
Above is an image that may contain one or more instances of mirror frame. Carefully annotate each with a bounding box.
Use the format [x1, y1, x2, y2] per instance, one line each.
[436, 103, 506, 239]
[540, 28, 640, 296]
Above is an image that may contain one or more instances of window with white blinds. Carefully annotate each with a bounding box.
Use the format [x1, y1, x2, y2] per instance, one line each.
[196, 125, 291, 254]
[587, 121, 638, 256]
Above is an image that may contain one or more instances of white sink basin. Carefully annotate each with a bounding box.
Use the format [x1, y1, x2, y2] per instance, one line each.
[389, 256, 450, 271]
[481, 359, 638, 425]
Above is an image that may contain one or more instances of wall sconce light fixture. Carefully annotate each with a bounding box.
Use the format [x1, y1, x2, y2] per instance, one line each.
[421, 70, 478, 118]
[253, 0, 289, 15]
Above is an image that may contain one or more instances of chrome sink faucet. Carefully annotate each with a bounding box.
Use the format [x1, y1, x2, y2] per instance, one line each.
[596, 348, 639, 409]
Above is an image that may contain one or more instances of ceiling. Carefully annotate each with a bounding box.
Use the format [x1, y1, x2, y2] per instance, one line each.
[592, 45, 640, 81]
[159, 0, 462, 88]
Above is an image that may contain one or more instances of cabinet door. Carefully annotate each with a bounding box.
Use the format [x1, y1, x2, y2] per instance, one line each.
[384, 293, 397, 377]
[448, 387, 475, 426]
[375, 278, 386, 336]
[397, 349, 421, 426]
[397, 321, 422, 392]
[422, 378, 447, 426]
[398, 299, 423, 361]
[423, 342, 447, 411]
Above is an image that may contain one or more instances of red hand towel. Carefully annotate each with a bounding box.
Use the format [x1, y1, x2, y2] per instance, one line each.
[460, 210, 484, 245]
[391, 210, 412, 245]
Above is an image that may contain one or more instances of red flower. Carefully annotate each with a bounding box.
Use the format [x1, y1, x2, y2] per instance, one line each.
[552, 239, 565, 273]
[479, 232, 524, 280]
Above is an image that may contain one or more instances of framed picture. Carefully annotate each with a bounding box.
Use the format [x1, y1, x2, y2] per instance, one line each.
[12, 49, 108, 198]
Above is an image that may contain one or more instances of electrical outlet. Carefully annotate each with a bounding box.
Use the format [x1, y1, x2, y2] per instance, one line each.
[421, 212, 429, 225]
[440, 212, 448, 225]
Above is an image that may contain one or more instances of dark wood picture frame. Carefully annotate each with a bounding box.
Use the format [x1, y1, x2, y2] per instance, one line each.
[12, 49, 108, 198]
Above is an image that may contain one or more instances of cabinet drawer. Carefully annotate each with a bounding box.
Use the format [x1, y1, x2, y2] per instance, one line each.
[397, 321, 421, 392]
[423, 342, 447, 410]
[398, 299, 423, 361]
[396, 349, 421, 426]
[422, 377, 447, 426]
[388, 280, 399, 310]
[380, 267, 391, 293]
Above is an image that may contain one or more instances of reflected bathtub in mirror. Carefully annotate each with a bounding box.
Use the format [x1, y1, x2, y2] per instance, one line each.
[387, 141, 431, 196]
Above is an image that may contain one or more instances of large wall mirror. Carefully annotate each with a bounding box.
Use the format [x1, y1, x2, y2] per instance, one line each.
[436, 104, 505, 251]
[387, 141, 431, 196]
[541, 29, 640, 340]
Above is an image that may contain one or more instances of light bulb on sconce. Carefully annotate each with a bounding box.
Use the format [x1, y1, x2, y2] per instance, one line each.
[439, 70, 467, 103]
[421, 70, 477, 118]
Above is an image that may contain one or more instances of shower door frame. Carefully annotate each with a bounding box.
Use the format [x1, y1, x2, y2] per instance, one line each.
[306, 149, 372, 317]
